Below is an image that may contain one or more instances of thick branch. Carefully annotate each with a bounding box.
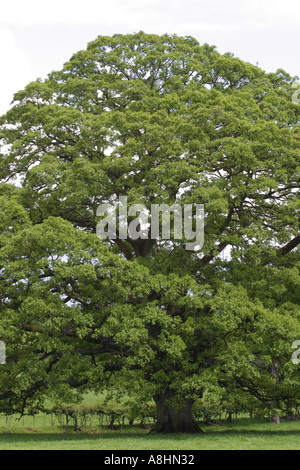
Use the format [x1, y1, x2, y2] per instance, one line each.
[200, 241, 229, 266]
[280, 235, 300, 256]
[113, 239, 134, 260]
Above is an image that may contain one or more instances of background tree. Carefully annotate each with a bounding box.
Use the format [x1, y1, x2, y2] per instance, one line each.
[0, 32, 299, 432]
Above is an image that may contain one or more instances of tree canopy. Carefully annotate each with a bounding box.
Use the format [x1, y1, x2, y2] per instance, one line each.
[0, 32, 299, 432]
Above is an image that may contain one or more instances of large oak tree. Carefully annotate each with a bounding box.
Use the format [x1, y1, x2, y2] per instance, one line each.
[0, 32, 299, 432]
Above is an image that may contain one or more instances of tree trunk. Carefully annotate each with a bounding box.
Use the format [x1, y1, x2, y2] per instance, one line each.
[272, 415, 280, 424]
[152, 390, 203, 433]
[271, 362, 280, 424]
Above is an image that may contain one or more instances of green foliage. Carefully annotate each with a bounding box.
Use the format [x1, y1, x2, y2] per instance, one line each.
[0, 32, 299, 428]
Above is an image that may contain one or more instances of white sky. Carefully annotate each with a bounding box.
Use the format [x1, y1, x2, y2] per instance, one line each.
[0, 0, 299, 114]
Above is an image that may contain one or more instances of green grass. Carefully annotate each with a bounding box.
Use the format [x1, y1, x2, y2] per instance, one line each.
[0, 418, 300, 450]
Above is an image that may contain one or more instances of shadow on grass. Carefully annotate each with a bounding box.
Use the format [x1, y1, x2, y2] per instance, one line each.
[1, 426, 300, 443]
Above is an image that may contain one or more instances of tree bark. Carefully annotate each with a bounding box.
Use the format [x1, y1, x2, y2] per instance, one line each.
[271, 361, 280, 424]
[152, 389, 203, 433]
[272, 415, 280, 424]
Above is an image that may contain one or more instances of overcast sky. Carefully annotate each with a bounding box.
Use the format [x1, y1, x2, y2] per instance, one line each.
[0, 0, 299, 114]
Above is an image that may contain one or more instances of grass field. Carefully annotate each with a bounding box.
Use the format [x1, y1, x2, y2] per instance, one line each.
[0, 417, 299, 450]
[0, 393, 298, 450]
